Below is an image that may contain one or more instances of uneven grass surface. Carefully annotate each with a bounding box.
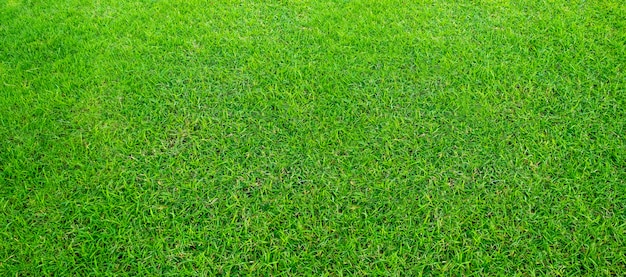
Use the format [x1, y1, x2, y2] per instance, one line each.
[1, 0, 625, 275]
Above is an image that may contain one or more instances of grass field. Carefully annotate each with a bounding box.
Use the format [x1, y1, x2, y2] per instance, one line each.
[1, 0, 625, 275]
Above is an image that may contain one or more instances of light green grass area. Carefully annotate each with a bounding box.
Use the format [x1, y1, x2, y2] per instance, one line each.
[1, 0, 625, 275]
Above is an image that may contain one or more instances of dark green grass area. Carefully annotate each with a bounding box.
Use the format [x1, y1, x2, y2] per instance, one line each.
[1, 0, 625, 275]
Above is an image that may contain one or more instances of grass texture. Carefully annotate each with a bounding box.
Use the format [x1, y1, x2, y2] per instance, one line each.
[1, 0, 625, 275]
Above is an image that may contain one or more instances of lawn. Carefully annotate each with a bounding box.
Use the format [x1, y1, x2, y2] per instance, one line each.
[1, 0, 625, 275]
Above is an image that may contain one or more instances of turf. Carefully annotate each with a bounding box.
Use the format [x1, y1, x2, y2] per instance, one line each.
[1, 0, 625, 275]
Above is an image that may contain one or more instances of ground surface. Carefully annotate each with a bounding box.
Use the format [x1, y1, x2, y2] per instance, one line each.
[1, 0, 625, 275]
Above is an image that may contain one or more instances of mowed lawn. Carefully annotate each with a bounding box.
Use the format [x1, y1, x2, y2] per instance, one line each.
[1, 0, 625, 275]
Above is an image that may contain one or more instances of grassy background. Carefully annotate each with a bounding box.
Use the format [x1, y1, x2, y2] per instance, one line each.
[1, 0, 625, 275]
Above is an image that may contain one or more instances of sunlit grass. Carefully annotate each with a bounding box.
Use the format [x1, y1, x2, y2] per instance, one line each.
[1, 0, 625, 275]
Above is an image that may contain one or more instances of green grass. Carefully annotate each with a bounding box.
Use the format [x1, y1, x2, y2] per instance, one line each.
[1, 0, 625, 275]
